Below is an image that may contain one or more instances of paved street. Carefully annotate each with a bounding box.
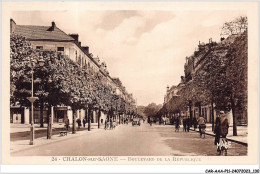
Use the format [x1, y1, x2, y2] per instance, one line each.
[11, 123, 247, 156]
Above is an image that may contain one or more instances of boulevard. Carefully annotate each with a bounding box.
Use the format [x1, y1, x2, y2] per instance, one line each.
[11, 123, 247, 156]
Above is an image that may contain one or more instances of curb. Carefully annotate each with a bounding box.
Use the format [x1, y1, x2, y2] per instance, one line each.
[190, 129, 248, 147]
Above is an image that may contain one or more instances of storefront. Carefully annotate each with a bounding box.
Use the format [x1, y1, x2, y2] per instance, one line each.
[10, 106, 24, 124]
[54, 106, 68, 123]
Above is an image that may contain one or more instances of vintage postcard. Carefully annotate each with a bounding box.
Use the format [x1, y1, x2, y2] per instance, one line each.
[1, 1, 259, 170]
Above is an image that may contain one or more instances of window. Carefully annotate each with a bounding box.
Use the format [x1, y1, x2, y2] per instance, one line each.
[75, 51, 77, 62]
[36, 46, 43, 50]
[57, 47, 64, 51]
[77, 55, 81, 65]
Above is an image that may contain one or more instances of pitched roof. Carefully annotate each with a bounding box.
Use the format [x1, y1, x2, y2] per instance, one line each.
[13, 25, 75, 41]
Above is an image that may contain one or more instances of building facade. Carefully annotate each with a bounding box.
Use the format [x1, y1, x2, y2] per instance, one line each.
[10, 19, 135, 126]
[162, 38, 235, 124]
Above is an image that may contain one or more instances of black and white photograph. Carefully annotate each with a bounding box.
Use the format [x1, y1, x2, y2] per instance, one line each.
[1, 1, 259, 171]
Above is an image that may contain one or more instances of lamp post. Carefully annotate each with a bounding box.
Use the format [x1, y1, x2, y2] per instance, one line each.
[27, 56, 44, 145]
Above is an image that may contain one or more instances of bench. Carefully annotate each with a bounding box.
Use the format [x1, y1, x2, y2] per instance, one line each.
[60, 131, 68, 136]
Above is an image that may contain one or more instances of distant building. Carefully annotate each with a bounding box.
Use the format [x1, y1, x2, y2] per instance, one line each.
[164, 76, 185, 104]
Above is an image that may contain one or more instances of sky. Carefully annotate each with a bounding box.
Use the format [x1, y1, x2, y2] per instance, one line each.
[11, 10, 246, 106]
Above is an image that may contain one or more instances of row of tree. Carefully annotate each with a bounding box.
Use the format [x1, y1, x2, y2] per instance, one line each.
[10, 34, 137, 131]
[160, 16, 248, 136]
[136, 103, 162, 119]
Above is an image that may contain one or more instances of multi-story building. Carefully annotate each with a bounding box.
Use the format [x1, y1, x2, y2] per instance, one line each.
[162, 39, 226, 123]
[10, 19, 134, 126]
[163, 76, 185, 105]
[183, 39, 218, 122]
[182, 38, 234, 124]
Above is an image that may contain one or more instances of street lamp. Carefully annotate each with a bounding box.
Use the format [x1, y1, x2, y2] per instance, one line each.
[27, 56, 44, 145]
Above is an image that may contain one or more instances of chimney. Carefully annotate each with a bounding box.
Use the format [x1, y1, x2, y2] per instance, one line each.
[79, 42, 81, 46]
[10, 19, 16, 33]
[199, 41, 200, 45]
[82, 46, 89, 54]
[69, 34, 79, 42]
[47, 21, 56, 31]
[52, 21, 56, 29]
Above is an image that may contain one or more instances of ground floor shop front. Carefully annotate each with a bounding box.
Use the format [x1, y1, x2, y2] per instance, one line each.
[10, 106, 125, 127]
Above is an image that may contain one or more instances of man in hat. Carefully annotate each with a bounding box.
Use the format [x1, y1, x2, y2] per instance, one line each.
[214, 111, 229, 155]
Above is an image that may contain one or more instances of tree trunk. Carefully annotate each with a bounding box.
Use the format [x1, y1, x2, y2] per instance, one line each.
[72, 108, 76, 134]
[189, 101, 193, 120]
[40, 102, 44, 128]
[211, 99, 214, 132]
[98, 107, 101, 129]
[231, 97, 238, 136]
[198, 102, 201, 117]
[88, 105, 91, 131]
[47, 105, 52, 139]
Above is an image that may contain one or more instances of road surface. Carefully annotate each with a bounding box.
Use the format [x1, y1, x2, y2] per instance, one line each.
[11, 123, 247, 156]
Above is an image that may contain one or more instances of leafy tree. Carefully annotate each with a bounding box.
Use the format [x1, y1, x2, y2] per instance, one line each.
[10, 35, 69, 127]
[226, 32, 248, 135]
[221, 16, 247, 37]
[11, 34, 137, 133]
[161, 17, 248, 136]
[144, 103, 162, 118]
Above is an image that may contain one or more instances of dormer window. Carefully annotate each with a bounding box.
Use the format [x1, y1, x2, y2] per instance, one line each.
[57, 47, 64, 51]
[36, 46, 43, 50]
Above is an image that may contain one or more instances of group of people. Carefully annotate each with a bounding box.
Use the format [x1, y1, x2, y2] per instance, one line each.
[147, 116, 154, 126]
[104, 118, 116, 130]
[64, 118, 86, 131]
[173, 111, 229, 155]
[123, 118, 128, 124]
[174, 116, 206, 136]
[159, 117, 167, 125]
[174, 117, 195, 132]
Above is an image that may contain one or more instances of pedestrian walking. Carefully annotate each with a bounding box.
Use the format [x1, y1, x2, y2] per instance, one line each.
[163, 117, 166, 125]
[214, 111, 229, 155]
[193, 117, 198, 130]
[197, 116, 206, 138]
[110, 118, 113, 129]
[104, 118, 108, 130]
[149, 117, 153, 126]
[183, 118, 187, 132]
[76, 119, 81, 129]
[175, 117, 180, 132]
[83, 118, 86, 128]
[65, 118, 70, 131]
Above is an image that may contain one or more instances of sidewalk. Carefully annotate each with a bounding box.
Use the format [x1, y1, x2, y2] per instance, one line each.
[10, 123, 110, 154]
[11, 123, 65, 133]
[189, 123, 248, 145]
